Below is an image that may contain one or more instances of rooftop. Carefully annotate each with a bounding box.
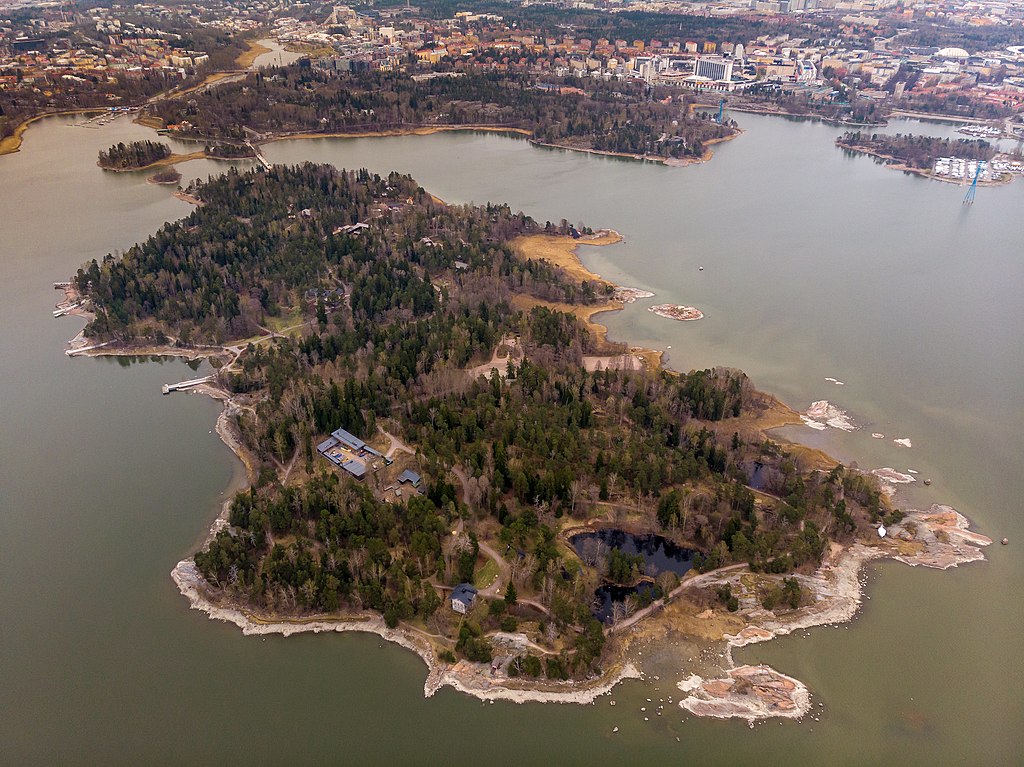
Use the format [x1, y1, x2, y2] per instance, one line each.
[451, 583, 478, 604]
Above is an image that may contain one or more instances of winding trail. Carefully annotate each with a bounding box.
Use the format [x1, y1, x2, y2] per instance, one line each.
[477, 540, 512, 597]
[608, 563, 747, 635]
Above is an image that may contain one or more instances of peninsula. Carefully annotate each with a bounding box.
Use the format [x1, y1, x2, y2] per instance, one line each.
[835, 131, 1022, 185]
[64, 163, 989, 717]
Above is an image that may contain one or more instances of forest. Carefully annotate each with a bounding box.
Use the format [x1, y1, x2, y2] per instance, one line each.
[97, 140, 171, 169]
[147, 68, 735, 160]
[76, 164, 888, 678]
[204, 142, 257, 160]
[836, 131, 996, 168]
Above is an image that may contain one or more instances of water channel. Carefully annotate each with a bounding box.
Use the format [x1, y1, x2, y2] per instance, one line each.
[1, 110, 1020, 764]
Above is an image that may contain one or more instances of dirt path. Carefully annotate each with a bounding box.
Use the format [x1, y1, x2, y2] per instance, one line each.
[608, 563, 748, 635]
[451, 464, 471, 500]
[381, 429, 415, 460]
[281, 448, 300, 484]
[466, 336, 521, 380]
[477, 540, 513, 597]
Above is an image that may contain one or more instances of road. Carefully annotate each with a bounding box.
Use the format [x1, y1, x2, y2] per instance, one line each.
[380, 429, 415, 460]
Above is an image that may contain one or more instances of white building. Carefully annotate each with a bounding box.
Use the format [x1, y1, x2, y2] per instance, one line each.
[695, 55, 734, 82]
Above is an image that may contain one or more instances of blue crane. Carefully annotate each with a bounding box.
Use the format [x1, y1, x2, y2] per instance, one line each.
[963, 161, 983, 204]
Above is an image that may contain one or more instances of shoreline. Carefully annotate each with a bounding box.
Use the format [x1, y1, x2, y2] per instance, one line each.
[676, 504, 991, 721]
[888, 109, 996, 126]
[531, 125, 741, 167]
[261, 124, 533, 144]
[510, 230, 664, 367]
[726, 104, 885, 128]
[0, 108, 109, 156]
[235, 38, 273, 70]
[58, 193, 992, 718]
[203, 123, 738, 169]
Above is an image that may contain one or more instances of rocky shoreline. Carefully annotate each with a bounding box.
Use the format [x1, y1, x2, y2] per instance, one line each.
[673, 505, 991, 720]
[172, 557, 642, 704]
[649, 304, 704, 321]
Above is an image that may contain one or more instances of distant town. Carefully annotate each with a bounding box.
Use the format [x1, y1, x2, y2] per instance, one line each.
[4, 0, 1024, 151]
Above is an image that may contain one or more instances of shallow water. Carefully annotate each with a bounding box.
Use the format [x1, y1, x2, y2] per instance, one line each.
[252, 38, 305, 69]
[1, 112, 1021, 765]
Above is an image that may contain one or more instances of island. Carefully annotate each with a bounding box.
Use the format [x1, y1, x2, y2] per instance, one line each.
[97, 140, 172, 170]
[649, 304, 704, 321]
[97, 139, 207, 173]
[62, 162, 990, 716]
[147, 168, 182, 186]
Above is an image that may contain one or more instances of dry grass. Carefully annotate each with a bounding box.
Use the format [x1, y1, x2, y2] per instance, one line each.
[511, 231, 621, 285]
[133, 114, 165, 130]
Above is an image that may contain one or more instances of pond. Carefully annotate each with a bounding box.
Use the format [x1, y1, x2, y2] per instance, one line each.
[570, 529, 694, 622]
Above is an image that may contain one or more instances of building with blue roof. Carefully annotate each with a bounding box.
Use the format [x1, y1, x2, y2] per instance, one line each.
[331, 428, 366, 451]
[397, 469, 422, 488]
[450, 583, 478, 614]
[317, 427, 380, 481]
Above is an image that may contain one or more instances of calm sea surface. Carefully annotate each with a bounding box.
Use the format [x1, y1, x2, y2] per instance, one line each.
[1, 112, 1020, 764]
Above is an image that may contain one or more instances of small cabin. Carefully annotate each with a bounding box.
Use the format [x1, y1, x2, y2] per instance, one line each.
[397, 469, 422, 489]
[450, 583, 478, 614]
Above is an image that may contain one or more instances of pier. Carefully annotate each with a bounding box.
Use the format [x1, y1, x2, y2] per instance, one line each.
[53, 303, 82, 318]
[65, 341, 112, 356]
[161, 375, 215, 395]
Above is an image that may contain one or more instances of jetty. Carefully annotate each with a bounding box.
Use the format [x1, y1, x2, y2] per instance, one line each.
[161, 375, 215, 395]
[53, 303, 82, 318]
[65, 341, 112, 356]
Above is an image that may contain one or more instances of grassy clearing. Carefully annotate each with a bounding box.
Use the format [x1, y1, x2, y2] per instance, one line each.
[265, 305, 305, 333]
[474, 558, 500, 589]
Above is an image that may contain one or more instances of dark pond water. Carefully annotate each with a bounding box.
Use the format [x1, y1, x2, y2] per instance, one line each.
[570, 530, 694, 622]
[591, 582, 659, 623]
[748, 461, 769, 490]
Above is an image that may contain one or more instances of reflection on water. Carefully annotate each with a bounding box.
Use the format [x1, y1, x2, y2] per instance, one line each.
[571, 530, 693, 621]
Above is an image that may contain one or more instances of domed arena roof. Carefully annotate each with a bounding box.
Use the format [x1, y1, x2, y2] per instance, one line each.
[936, 47, 970, 59]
